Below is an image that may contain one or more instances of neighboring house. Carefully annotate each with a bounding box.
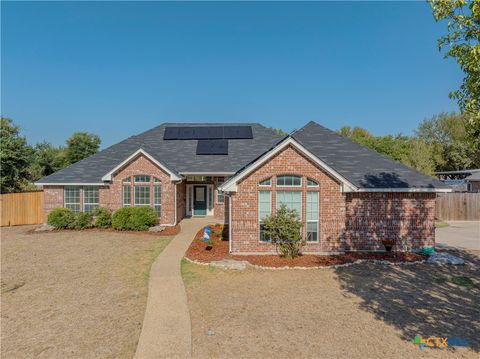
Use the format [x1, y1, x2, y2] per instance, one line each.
[466, 172, 480, 193]
[436, 169, 480, 192]
[36, 121, 450, 254]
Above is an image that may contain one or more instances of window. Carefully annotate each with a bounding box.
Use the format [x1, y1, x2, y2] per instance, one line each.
[216, 177, 225, 203]
[259, 191, 271, 242]
[306, 192, 319, 242]
[83, 186, 99, 213]
[123, 177, 131, 207]
[276, 175, 301, 187]
[134, 175, 150, 183]
[259, 178, 271, 186]
[134, 185, 150, 206]
[154, 186, 161, 216]
[187, 175, 211, 182]
[123, 177, 131, 184]
[307, 178, 319, 187]
[64, 186, 80, 213]
[276, 191, 302, 218]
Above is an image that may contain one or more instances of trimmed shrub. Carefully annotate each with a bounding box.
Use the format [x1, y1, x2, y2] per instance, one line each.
[72, 212, 94, 229]
[93, 207, 112, 228]
[47, 208, 75, 229]
[112, 206, 157, 231]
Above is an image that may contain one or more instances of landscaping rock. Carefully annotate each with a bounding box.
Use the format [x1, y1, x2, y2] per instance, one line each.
[427, 252, 464, 265]
[210, 259, 248, 270]
[35, 224, 55, 232]
[148, 225, 165, 232]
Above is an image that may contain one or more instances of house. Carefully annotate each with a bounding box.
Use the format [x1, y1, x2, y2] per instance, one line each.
[436, 169, 480, 192]
[466, 171, 480, 193]
[36, 121, 450, 254]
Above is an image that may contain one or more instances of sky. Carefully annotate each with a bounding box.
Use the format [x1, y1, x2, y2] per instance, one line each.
[1, 1, 461, 148]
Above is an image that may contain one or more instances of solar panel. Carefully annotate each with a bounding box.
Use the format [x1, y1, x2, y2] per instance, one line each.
[196, 140, 229, 155]
[164, 126, 253, 140]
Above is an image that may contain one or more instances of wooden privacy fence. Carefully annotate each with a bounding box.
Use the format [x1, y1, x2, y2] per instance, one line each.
[436, 193, 480, 221]
[0, 191, 44, 226]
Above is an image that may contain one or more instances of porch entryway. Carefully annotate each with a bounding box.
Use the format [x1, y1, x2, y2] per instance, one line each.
[186, 183, 215, 217]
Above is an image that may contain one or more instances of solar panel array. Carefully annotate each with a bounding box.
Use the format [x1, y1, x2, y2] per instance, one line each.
[164, 125, 253, 155]
[164, 126, 253, 140]
[196, 140, 229, 155]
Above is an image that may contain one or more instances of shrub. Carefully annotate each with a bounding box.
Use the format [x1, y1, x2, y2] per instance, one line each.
[263, 204, 305, 259]
[47, 208, 75, 229]
[93, 207, 112, 228]
[72, 212, 94, 229]
[112, 206, 157, 231]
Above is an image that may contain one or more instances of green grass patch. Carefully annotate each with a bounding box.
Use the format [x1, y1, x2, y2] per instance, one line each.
[181, 258, 203, 285]
[435, 220, 449, 228]
[433, 275, 478, 289]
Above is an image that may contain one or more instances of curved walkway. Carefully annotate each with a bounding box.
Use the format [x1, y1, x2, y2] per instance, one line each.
[135, 217, 212, 359]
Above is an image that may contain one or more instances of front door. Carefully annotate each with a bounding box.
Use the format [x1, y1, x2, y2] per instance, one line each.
[193, 185, 207, 216]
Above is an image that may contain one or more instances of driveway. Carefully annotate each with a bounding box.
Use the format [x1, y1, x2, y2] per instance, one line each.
[436, 221, 480, 250]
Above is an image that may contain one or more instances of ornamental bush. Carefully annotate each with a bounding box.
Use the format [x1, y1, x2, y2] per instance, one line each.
[47, 208, 75, 229]
[72, 212, 94, 229]
[93, 207, 112, 228]
[112, 206, 157, 231]
[263, 204, 305, 259]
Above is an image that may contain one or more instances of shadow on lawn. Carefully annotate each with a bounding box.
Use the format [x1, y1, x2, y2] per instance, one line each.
[334, 248, 480, 352]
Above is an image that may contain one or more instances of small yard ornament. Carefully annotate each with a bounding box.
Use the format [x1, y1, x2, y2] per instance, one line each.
[202, 227, 211, 242]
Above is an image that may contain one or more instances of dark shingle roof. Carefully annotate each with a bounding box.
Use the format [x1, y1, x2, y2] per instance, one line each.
[36, 123, 284, 184]
[292, 121, 447, 189]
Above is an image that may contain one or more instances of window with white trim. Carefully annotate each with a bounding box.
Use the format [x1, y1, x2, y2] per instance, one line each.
[259, 191, 271, 242]
[259, 177, 271, 186]
[307, 178, 319, 187]
[134, 175, 150, 183]
[216, 177, 225, 203]
[134, 185, 150, 206]
[276, 175, 301, 186]
[123, 177, 131, 207]
[64, 186, 80, 212]
[83, 186, 99, 213]
[276, 191, 302, 218]
[306, 191, 319, 242]
[154, 185, 161, 216]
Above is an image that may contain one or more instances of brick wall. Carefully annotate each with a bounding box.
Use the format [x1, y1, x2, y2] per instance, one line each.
[230, 145, 436, 254]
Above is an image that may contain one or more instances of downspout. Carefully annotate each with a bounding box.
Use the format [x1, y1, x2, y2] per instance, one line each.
[174, 181, 178, 226]
[228, 193, 232, 253]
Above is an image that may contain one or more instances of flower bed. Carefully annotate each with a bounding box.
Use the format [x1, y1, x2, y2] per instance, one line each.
[29, 224, 181, 236]
[185, 226, 426, 268]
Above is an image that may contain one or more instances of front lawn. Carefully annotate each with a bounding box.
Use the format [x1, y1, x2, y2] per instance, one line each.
[1, 225, 173, 358]
[182, 250, 480, 358]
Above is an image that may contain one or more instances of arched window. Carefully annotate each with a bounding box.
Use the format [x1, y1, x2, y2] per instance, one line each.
[259, 177, 272, 186]
[276, 175, 301, 187]
[307, 178, 319, 187]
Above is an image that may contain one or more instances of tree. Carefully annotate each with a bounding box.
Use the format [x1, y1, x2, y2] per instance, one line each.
[65, 132, 101, 164]
[0, 118, 33, 193]
[430, 0, 480, 151]
[263, 204, 305, 259]
[270, 127, 289, 136]
[29, 142, 68, 180]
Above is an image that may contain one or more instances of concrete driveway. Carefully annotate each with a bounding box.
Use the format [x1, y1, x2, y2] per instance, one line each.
[436, 221, 480, 250]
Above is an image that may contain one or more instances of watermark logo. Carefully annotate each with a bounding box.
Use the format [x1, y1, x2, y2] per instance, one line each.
[412, 335, 469, 349]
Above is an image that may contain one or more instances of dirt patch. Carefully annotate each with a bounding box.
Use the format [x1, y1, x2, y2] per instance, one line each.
[182, 250, 480, 359]
[1, 225, 174, 359]
[27, 223, 181, 236]
[185, 226, 426, 267]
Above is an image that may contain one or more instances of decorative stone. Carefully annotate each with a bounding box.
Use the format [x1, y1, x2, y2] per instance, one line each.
[35, 224, 55, 232]
[148, 225, 165, 232]
[427, 252, 465, 265]
[209, 259, 248, 270]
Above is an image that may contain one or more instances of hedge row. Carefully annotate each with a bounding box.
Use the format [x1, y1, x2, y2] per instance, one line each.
[47, 206, 157, 231]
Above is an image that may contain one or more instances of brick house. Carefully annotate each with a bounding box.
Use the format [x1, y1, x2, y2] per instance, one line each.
[36, 122, 450, 254]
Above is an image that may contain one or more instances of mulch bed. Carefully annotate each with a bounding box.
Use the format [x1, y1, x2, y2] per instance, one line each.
[185, 226, 426, 268]
[27, 224, 181, 236]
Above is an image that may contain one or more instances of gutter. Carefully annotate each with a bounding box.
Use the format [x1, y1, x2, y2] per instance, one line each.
[228, 193, 232, 254]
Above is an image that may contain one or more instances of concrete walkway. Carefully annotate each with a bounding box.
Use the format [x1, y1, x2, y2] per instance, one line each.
[134, 217, 213, 359]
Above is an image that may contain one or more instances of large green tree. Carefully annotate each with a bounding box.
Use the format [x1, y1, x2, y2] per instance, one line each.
[430, 0, 480, 151]
[29, 142, 68, 179]
[0, 118, 33, 193]
[65, 132, 101, 164]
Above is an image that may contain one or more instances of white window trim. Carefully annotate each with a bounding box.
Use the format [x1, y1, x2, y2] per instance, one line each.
[306, 191, 319, 243]
[275, 190, 303, 220]
[258, 190, 272, 243]
[258, 177, 272, 187]
[276, 174, 302, 187]
[123, 184, 131, 207]
[64, 186, 81, 212]
[216, 177, 226, 204]
[83, 186, 99, 213]
[307, 178, 319, 187]
[134, 185, 151, 206]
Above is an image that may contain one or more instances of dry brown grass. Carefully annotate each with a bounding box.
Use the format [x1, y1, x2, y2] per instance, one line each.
[182, 250, 480, 359]
[1, 225, 173, 359]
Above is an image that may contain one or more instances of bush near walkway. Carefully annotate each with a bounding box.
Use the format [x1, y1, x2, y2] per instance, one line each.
[112, 207, 157, 231]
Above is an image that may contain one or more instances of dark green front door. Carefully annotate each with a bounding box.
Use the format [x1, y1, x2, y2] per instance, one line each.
[193, 185, 207, 216]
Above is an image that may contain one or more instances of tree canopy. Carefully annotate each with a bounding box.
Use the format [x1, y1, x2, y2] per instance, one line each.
[65, 132, 101, 164]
